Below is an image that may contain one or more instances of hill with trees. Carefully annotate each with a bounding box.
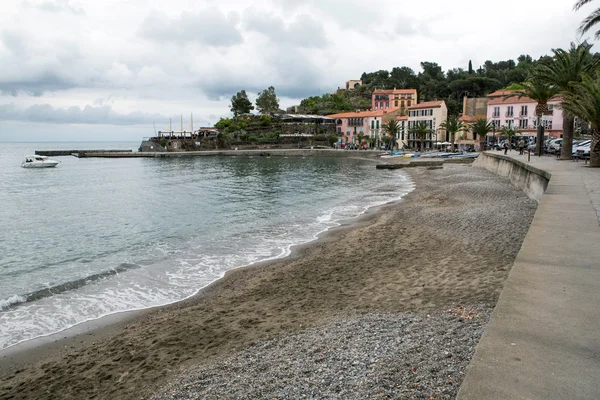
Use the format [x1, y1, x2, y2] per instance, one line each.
[299, 55, 554, 116]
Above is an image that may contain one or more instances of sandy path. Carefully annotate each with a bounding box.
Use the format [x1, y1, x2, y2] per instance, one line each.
[0, 165, 537, 400]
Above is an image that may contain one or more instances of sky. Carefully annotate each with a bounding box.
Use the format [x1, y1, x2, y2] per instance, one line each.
[0, 0, 593, 141]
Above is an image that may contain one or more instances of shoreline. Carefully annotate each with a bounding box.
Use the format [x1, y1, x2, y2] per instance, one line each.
[0, 165, 538, 399]
[0, 177, 413, 367]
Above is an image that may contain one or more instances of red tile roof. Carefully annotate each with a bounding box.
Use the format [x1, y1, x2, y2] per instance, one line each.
[327, 110, 385, 118]
[408, 100, 445, 110]
[488, 90, 517, 97]
[372, 88, 417, 95]
[395, 115, 409, 121]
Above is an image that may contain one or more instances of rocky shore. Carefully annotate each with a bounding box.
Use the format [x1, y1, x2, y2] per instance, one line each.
[0, 164, 537, 400]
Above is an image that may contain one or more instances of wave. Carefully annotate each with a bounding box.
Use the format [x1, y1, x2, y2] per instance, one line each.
[0, 295, 27, 310]
[0, 263, 140, 312]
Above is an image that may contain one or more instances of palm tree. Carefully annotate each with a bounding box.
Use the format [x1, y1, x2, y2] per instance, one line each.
[470, 118, 494, 151]
[500, 126, 517, 148]
[574, 0, 600, 38]
[533, 41, 600, 159]
[439, 115, 465, 152]
[382, 120, 401, 150]
[560, 71, 600, 167]
[506, 79, 561, 156]
[408, 121, 433, 152]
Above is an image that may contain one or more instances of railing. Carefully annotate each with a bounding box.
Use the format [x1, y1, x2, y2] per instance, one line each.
[505, 112, 514, 117]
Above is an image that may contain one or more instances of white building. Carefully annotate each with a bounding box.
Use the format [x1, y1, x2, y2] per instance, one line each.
[406, 101, 448, 150]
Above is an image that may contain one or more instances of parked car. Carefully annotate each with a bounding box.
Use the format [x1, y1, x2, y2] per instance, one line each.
[547, 139, 562, 154]
[576, 142, 591, 159]
[572, 140, 591, 156]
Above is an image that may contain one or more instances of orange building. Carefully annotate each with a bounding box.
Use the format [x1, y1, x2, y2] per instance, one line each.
[372, 88, 417, 113]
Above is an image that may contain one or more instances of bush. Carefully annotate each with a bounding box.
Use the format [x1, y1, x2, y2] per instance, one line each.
[248, 136, 258, 142]
[159, 138, 168, 147]
[313, 135, 327, 142]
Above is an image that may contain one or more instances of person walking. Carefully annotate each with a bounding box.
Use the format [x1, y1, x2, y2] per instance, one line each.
[518, 138, 525, 155]
[503, 141, 509, 155]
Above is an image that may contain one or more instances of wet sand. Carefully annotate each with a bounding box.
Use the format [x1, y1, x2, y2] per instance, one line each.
[0, 165, 537, 400]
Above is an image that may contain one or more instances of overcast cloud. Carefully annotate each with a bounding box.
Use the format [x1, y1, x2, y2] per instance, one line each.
[0, 0, 591, 141]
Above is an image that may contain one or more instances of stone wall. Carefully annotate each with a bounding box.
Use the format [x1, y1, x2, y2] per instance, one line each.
[472, 152, 550, 202]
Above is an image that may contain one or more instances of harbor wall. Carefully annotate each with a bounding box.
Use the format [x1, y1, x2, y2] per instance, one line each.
[472, 152, 550, 202]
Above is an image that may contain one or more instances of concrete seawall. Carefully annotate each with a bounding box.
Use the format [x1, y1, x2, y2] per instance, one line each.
[472, 152, 551, 202]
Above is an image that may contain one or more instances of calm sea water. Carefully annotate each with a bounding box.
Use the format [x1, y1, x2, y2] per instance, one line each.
[0, 142, 414, 350]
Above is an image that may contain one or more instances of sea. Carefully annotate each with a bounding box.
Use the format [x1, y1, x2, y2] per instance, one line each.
[0, 142, 414, 350]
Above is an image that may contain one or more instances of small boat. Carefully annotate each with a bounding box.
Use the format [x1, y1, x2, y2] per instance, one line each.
[21, 155, 59, 168]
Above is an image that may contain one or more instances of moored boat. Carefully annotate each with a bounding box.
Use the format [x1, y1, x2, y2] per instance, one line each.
[21, 155, 59, 168]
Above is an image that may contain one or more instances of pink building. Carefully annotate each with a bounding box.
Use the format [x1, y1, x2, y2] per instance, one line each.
[372, 88, 417, 113]
[328, 110, 385, 145]
[486, 90, 564, 139]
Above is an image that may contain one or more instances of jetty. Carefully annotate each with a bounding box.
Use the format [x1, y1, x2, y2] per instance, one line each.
[35, 149, 133, 157]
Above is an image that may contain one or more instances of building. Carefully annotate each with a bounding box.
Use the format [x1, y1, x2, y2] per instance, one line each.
[486, 90, 564, 139]
[371, 88, 417, 114]
[406, 100, 448, 150]
[395, 116, 409, 148]
[346, 80, 363, 90]
[328, 109, 404, 147]
[456, 96, 488, 151]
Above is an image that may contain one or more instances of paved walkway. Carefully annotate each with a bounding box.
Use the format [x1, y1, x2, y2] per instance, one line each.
[458, 152, 600, 399]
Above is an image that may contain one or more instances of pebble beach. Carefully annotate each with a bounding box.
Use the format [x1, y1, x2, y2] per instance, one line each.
[0, 164, 537, 400]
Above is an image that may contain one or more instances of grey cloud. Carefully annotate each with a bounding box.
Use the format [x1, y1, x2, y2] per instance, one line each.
[0, 72, 78, 97]
[196, 48, 326, 100]
[395, 15, 430, 37]
[22, 0, 84, 15]
[0, 103, 199, 126]
[243, 10, 328, 48]
[138, 8, 243, 47]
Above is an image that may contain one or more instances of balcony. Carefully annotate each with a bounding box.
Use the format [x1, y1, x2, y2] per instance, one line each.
[505, 112, 514, 117]
[519, 113, 528, 118]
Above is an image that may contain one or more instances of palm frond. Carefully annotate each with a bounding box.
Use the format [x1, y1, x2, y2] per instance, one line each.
[578, 8, 600, 36]
[574, 0, 595, 11]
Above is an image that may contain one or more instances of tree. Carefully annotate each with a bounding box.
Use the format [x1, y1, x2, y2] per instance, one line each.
[230, 90, 254, 118]
[409, 121, 433, 152]
[574, 0, 600, 38]
[468, 60, 474, 74]
[560, 71, 600, 167]
[439, 114, 466, 152]
[470, 118, 494, 151]
[500, 126, 517, 147]
[382, 120, 401, 150]
[508, 79, 560, 155]
[534, 41, 600, 159]
[255, 86, 280, 115]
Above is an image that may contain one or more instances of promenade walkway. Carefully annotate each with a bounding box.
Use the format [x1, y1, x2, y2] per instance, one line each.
[458, 151, 600, 399]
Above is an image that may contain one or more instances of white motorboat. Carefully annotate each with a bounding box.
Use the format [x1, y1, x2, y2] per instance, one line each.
[21, 155, 59, 168]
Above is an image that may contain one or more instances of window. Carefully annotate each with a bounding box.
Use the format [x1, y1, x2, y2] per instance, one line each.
[519, 119, 528, 129]
[521, 105, 528, 116]
[493, 107, 500, 117]
[376, 120, 380, 129]
[401, 101, 405, 108]
[506, 106, 514, 117]
[371, 120, 374, 129]
[374, 103, 378, 110]
[386, 102, 389, 109]
[394, 94, 399, 99]
[507, 120, 514, 128]
[493, 120, 501, 129]
[407, 100, 411, 106]
[395, 100, 398, 107]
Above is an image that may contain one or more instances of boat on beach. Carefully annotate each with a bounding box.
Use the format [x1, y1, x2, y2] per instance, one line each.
[21, 155, 59, 168]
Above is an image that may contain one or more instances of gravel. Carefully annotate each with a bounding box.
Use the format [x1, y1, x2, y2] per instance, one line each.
[151, 305, 491, 400]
